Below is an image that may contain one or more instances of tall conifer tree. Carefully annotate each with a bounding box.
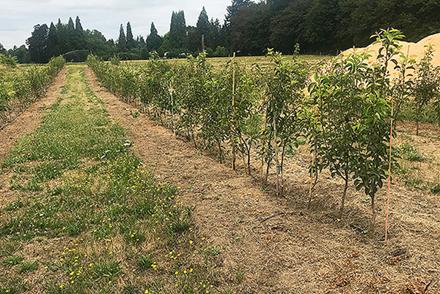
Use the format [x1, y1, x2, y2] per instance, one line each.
[126, 22, 136, 49]
[118, 24, 127, 50]
[146, 22, 163, 52]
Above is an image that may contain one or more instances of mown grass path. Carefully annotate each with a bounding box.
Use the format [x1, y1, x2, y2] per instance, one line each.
[0, 66, 210, 293]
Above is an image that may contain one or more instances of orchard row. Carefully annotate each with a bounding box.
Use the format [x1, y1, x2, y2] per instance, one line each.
[87, 29, 440, 229]
[0, 56, 65, 126]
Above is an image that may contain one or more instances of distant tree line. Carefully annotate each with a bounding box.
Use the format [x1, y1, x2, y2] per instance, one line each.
[2, 0, 439, 63]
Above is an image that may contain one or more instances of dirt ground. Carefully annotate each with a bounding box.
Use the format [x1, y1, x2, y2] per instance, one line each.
[85, 68, 439, 293]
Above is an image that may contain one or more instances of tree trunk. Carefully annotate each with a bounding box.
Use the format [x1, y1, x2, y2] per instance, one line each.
[265, 160, 271, 184]
[416, 107, 420, 136]
[191, 129, 197, 148]
[264, 137, 272, 184]
[217, 139, 223, 164]
[247, 147, 252, 175]
[279, 143, 287, 197]
[370, 196, 376, 234]
[307, 170, 319, 209]
[340, 176, 349, 216]
[232, 144, 236, 170]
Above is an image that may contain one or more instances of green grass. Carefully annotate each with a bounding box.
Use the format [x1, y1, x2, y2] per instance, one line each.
[0, 65, 219, 293]
[2, 255, 23, 266]
[431, 183, 440, 194]
[18, 261, 38, 273]
[399, 100, 439, 124]
[404, 176, 425, 190]
[137, 254, 156, 271]
[395, 143, 425, 162]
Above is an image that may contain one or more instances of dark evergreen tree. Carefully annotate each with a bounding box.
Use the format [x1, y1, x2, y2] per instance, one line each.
[67, 17, 75, 31]
[27, 24, 49, 63]
[75, 16, 84, 32]
[138, 36, 146, 47]
[269, 0, 311, 53]
[229, 2, 271, 54]
[303, 0, 340, 53]
[74, 17, 87, 50]
[65, 17, 76, 52]
[224, 0, 252, 50]
[118, 24, 127, 51]
[126, 22, 136, 49]
[169, 11, 187, 49]
[47, 22, 59, 58]
[9, 45, 30, 63]
[56, 18, 67, 53]
[196, 7, 211, 50]
[209, 18, 223, 49]
[187, 26, 200, 52]
[225, 0, 252, 25]
[0, 43, 6, 54]
[146, 22, 163, 52]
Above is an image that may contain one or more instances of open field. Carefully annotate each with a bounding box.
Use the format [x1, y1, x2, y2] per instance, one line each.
[125, 54, 333, 69]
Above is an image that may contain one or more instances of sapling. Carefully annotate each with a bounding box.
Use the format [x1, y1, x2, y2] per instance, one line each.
[371, 28, 406, 235]
[178, 53, 212, 148]
[391, 53, 415, 129]
[309, 54, 368, 215]
[259, 49, 308, 196]
[200, 68, 230, 162]
[310, 51, 391, 226]
[0, 54, 18, 68]
[305, 60, 330, 208]
[414, 45, 440, 135]
[225, 56, 261, 173]
[302, 100, 323, 208]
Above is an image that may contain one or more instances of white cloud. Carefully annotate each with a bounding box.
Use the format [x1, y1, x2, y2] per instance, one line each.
[0, 0, 230, 48]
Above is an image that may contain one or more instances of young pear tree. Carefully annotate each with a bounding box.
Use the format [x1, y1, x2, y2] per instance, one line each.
[414, 45, 440, 135]
[259, 49, 308, 196]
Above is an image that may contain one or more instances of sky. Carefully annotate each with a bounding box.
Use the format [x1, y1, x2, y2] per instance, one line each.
[0, 0, 230, 49]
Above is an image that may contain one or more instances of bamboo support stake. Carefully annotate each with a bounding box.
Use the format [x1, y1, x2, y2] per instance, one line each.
[232, 53, 237, 170]
[385, 100, 394, 244]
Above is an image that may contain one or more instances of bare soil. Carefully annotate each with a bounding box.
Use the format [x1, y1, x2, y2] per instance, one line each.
[86, 68, 440, 293]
